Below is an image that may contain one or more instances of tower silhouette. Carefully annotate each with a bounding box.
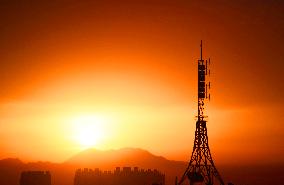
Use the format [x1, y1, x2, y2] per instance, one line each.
[177, 41, 224, 185]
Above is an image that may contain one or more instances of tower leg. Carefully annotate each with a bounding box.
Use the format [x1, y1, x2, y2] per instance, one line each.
[178, 121, 224, 185]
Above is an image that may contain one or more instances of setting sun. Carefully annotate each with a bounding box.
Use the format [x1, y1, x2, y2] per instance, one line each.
[71, 115, 107, 148]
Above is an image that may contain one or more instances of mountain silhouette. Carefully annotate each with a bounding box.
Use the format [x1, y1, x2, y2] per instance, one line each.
[0, 158, 25, 185]
[66, 147, 185, 168]
[65, 148, 187, 185]
[0, 148, 284, 185]
[0, 148, 186, 185]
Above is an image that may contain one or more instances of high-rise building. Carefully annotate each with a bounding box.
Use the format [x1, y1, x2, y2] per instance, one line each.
[20, 171, 51, 185]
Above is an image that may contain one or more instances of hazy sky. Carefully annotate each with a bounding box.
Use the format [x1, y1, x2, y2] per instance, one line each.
[0, 0, 283, 164]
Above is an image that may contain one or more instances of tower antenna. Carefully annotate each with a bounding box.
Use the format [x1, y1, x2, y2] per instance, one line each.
[177, 41, 225, 185]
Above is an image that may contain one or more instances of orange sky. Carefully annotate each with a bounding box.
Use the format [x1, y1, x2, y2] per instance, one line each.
[0, 0, 283, 164]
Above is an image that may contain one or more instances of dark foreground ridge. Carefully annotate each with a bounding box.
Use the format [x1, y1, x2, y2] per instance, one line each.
[0, 148, 283, 185]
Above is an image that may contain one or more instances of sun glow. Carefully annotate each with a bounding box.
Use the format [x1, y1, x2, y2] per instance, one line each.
[71, 115, 107, 148]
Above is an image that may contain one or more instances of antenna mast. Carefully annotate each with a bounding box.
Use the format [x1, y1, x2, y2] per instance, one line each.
[197, 40, 209, 122]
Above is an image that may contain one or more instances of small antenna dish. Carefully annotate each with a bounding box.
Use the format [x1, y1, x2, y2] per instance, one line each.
[206, 60, 208, 75]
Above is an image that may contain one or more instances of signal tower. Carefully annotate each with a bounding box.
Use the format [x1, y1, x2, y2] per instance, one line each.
[177, 41, 225, 185]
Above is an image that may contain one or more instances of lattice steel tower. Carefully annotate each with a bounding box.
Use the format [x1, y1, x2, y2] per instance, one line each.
[177, 41, 225, 185]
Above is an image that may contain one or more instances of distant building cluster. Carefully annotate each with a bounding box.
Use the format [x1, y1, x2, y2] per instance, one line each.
[74, 167, 165, 185]
[20, 171, 51, 185]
